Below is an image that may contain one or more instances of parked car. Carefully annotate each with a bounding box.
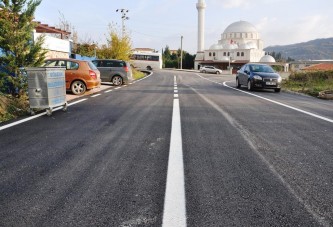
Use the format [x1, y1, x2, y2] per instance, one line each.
[236, 63, 282, 92]
[92, 59, 133, 86]
[200, 65, 223, 74]
[43, 58, 101, 95]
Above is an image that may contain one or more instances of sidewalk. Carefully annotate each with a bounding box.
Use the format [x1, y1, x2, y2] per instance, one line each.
[66, 84, 112, 102]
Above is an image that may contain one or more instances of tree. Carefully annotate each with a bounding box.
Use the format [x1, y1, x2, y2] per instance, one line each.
[162, 45, 195, 69]
[100, 23, 132, 61]
[0, 0, 46, 95]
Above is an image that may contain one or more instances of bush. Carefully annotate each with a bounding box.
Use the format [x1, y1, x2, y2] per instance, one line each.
[0, 93, 29, 123]
[284, 70, 333, 97]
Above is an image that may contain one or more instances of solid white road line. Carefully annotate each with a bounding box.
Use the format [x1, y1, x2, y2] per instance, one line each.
[196, 74, 333, 124]
[0, 99, 88, 131]
[222, 81, 333, 124]
[162, 94, 187, 226]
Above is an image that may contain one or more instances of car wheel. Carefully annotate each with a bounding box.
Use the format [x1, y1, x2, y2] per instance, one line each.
[147, 66, 152, 70]
[236, 78, 241, 88]
[216, 71, 220, 74]
[112, 75, 123, 86]
[202, 70, 206, 73]
[71, 80, 86, 95]
[247, 80, 253, 91]
[275, 88, 281, 92]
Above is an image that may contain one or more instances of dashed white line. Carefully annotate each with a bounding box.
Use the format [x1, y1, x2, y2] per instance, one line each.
[91, 94, 101, 98]
[162, 76, 186, 227]
[104, 90, 113, 93]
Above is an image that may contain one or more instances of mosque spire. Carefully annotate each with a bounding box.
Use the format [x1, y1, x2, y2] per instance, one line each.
[196, 0, 206, 52]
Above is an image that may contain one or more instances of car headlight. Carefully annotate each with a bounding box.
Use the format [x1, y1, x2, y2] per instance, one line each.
[277, 76, 282, 82]
[253, 75, 262, 80]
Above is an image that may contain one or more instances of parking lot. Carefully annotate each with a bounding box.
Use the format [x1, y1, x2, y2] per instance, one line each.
[66, 83, 114, 102]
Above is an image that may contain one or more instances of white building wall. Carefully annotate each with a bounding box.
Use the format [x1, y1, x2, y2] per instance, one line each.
[34, 31, 70, 57]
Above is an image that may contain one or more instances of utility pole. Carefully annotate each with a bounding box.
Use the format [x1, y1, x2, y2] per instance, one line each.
[116, 9, 129, 38]
[180, 36, 183, 69]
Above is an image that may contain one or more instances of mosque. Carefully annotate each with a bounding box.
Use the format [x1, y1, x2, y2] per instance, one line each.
[194, 0, 288, 72]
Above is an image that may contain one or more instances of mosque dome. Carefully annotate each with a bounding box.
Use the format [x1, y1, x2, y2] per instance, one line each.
[260, 55, 276, 63]
[223, 21, 258, 34]
[209, 43, 223, 50]
[239, 41, 257, 49]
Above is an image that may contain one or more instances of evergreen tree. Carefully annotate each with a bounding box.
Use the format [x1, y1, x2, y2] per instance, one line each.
[0, 0, 46, 95]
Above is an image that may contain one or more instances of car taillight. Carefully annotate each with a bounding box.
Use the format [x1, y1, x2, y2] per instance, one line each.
[89, 70, 97, 79]
[124, 66, 129, 72]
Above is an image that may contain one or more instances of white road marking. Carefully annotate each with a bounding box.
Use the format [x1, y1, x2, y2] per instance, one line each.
[196, 74, 333, 124]
[0, 72, 156, 131]
[188, 84, 330, 227]
[174, 94, 179, 98]
[223, 81, 333, 124]
[0, 99, 88, 131]
[162, 76, 186, 227]
[115, 87, 121, 90]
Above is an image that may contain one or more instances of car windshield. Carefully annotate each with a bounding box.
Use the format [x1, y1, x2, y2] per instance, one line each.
[250, 65, 275, 73]
[88, 61, 98, 70]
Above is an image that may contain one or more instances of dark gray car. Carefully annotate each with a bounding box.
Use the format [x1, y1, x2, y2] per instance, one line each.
[92, 59, 133, 86]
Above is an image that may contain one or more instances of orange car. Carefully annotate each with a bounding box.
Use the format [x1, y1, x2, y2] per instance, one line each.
[43, 58, 101, 95]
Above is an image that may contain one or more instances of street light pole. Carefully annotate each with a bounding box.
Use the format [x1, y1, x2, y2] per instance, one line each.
[180, 36, 183, 69]
[116, 9, 129, 38]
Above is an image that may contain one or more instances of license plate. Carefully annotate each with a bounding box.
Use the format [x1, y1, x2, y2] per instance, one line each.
[266, 82, 276, 85]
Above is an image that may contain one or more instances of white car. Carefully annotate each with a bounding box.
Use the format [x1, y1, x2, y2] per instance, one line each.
[200, 66, 223, 74]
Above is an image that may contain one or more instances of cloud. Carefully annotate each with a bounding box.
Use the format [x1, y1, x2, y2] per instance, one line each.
[258, 14, 333, 47]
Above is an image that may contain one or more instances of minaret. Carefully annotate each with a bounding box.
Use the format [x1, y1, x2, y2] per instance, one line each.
[195, 0, 206, 70]
[196, 0, 206, 52]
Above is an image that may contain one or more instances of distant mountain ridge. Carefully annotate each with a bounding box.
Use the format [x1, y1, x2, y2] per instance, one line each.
[264, 38, 333, 61]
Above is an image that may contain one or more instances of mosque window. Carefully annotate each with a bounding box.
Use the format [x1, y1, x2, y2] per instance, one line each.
[209, 52, 212, 57]
[227, 52, 230, 56]
[213, 52, 216, 57]
[241, 52, 244, 56]
[237, 52, 240, 57]
[223, 52, 226, 56]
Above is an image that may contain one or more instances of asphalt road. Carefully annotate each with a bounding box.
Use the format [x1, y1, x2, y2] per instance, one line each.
[1, 70, 333, 226]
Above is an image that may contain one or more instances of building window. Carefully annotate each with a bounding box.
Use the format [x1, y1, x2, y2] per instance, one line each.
[209, 52, 212, 57]
[241, 52, 244, 57]
[223, 52, 226, 56]
[227, 52, 230, 56]
[213, 52, 216, 57]
[237, 52, 240, 57]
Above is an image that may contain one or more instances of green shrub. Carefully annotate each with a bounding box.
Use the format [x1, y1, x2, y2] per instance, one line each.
[284, 70, 333, 97]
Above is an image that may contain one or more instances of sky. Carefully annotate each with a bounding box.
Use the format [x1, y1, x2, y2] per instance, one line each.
[34, 0, 333, 54]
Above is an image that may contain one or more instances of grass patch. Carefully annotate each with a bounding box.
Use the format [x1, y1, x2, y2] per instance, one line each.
[132, 68, 146, 80]
[283, 70, 333, 97]
[0, 93, 29, 123]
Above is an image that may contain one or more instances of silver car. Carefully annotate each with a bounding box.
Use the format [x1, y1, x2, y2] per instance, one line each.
[92, 59, 133, 86]
[200, 65, 223, 74]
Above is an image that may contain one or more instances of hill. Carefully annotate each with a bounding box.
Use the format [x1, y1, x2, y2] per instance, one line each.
[264, 38, 333, 61]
